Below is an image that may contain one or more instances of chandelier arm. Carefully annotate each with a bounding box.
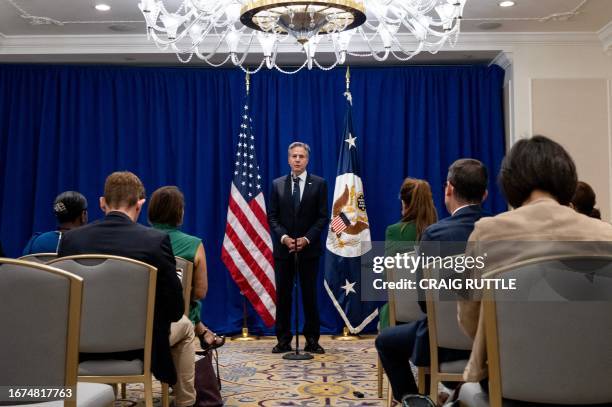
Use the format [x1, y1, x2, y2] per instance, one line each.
[238, 59, 267, 74]
[191, 27, 232, 60]
[229, 33, 257, 66]
[194, 40, 226, 61]
[171, 42, 195, 54]
[400, 1, 438, 15]
[190, 2, 225, 18]
[199, 54, 233, 67]
[212, 14, 237, 28]
[149, 29, 183, 47]
[361, 20, 380, 31]
[150, 34, 171, 50]
[347, 51, 375, 57]
[188, 15, 227, 46]
[151, 6, 231, 48]
[412, 24, 459, 45]
[422, 28, 457, 47]
[313, 58, 340, 71]
[357, 28, 392, 61]
[389, 35, 425, 57]
[147, 16, 208, 48]
[390, 49, 417, 61]
[363, 40, 391, 61]
[357, 27, 380, 45]
[149, 1, 202, 41]
[175, 52, 194, 63]
[269, 40, 282, 68]
[273, 61, 308, 74]
[389, 41, 424, 61]
[424, 21, 459, 31]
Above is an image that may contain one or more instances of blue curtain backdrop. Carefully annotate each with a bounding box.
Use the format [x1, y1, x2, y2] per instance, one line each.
[0, 64, 506, 334]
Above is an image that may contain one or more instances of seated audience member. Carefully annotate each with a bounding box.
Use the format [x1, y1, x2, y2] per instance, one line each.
[57, 172, 195, 407]
[379, 177, 437, 329]
[459, 135, 612, 384]
[571, 180, 601, 219]
[23, 191, 87, 254]
[376, 159, 489, 402]
[149, 186, 225, 352]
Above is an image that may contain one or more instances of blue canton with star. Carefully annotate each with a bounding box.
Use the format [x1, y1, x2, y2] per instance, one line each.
[233, 102, 262, 199]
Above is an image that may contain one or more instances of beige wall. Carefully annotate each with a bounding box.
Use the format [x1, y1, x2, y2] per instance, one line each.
[508, 44, 612, 220]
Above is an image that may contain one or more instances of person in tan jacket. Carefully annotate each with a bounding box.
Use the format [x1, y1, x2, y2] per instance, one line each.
[459, 135, 612, 383]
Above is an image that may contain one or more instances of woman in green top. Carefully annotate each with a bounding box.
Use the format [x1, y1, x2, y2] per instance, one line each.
[149, 186, 225, 352]
[380, 177, 437, 328]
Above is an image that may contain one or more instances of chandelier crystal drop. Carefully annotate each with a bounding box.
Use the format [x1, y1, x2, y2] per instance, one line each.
[139, 0, 467, 73]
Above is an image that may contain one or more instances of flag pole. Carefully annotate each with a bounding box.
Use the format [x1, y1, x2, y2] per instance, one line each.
[231, 71, 260, 342]
[231, 292, 259, 341]
[333, 66, 362, 342]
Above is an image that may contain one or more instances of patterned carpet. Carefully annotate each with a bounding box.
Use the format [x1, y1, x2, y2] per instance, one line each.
[117, 335, 392, 406]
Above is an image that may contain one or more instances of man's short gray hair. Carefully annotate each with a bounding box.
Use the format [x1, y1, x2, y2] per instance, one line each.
[288, 141, 311, 158]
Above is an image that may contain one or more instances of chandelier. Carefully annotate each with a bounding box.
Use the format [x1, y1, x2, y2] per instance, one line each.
[139, 0, 467, 73]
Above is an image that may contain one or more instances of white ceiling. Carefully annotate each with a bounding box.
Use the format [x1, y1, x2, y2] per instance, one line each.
[0, 0, 611, 65]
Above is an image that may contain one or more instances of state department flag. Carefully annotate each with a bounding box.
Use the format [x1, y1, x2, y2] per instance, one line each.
[323, 93, 378, 334]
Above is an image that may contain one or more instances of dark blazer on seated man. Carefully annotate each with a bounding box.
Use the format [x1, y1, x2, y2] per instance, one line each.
[375, 158, 489, 401]
[58, 191, 184, 387]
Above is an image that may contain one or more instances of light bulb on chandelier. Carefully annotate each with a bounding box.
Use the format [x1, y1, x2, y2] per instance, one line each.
[139, 0, 467, 74]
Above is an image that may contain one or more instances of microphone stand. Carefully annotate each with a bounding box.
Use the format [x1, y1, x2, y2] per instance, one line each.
[283, 204, 313, 360]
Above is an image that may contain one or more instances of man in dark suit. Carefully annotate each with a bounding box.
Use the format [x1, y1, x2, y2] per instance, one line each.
[375, 159, 489, 402]
[58, 171, 196, 407]
[268, 142, 328, 354]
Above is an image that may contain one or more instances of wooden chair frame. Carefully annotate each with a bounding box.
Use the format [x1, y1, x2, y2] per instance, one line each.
[18, 252, 58, 264]
[49, 254, 160, 407]
[2, 258, 84, 407]
[159, 256, 195, 407]
[175, 256, 194, 316]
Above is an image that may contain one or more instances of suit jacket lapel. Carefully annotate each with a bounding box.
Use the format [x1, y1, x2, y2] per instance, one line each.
[297, 174, 313, 213]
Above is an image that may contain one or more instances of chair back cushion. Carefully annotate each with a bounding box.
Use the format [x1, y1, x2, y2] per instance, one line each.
[0, 262, 70, 386]
[51, 256, 152, 353]
[430, 256, 472, 350]
[388, 251, 425, 323]
[492, 256, 612, 404]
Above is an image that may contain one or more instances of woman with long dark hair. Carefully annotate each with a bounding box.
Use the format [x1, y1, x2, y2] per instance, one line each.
[379, 177, 437, 328]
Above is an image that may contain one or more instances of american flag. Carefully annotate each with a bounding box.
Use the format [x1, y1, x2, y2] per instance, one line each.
[221, 100, 276, 327]
[331, 212, 350, 234]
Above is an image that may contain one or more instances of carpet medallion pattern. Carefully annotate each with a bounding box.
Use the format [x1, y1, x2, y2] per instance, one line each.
[117, 336, 389, 406]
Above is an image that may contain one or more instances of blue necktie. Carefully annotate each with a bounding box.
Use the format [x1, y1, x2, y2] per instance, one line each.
[292, 176, 300, 211]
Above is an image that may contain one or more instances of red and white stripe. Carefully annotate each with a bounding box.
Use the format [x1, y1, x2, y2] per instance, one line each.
[331, 215, 348, 234]
[221, 183, 276, 326]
